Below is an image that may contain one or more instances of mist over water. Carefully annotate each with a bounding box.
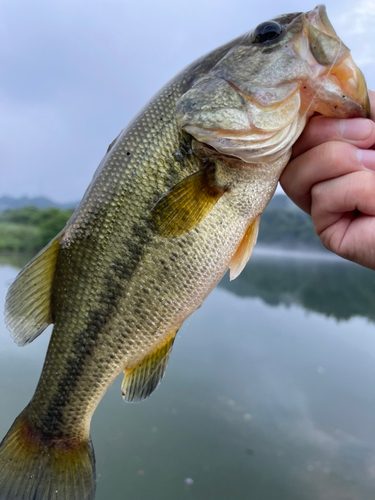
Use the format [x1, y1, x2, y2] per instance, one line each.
[221, 248, 375, 322]
[1, 249, 375, 499]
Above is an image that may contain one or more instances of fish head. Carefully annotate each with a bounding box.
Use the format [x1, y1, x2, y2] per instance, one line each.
[176, 5, 370, 163]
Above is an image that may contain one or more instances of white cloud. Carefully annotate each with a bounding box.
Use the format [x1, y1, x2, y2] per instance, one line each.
[338, 0, 375, 35]
[335, 0, 375, 87]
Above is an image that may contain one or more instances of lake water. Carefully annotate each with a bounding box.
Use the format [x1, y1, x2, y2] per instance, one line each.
[1, 249, 375, 499]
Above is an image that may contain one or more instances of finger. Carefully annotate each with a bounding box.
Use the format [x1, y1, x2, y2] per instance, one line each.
[310, 170, 375, 267]
[292, 116, 375, 158]
[369, 89, 375, 122]
[369, 90, 375, 149]
[318, 210, 375, 269]
[281, 142, 375, 214]
[311, 170, 375, 236]
[293, 89, 375, 157]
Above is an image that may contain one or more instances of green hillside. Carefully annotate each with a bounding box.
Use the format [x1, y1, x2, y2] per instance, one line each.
[0, 206, 74, 252]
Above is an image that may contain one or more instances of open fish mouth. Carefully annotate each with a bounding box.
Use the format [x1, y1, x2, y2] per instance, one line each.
[176, 5, 370, 164]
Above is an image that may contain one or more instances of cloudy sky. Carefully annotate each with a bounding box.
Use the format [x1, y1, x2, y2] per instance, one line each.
[1, 0, 375, 203]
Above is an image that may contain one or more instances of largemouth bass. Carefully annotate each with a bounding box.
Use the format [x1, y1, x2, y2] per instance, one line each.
[0, 6, 369, 500]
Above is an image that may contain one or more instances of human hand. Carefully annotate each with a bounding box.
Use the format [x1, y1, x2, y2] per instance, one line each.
[280, 90, 375, 270]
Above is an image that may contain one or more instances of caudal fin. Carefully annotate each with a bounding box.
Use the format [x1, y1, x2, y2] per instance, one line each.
[0, 413, 96, 500]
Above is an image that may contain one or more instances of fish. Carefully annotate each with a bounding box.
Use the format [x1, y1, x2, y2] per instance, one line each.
[0, 5, 369, 500]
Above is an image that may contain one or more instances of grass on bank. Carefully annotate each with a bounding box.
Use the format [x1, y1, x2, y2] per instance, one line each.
[0, 206, 74, 252]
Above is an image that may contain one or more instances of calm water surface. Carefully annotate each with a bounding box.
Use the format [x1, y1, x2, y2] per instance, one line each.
[1, 249, 375, 499]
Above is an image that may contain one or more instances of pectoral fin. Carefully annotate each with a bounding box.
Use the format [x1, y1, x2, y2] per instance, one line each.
[121, 329, 179, 402]
[151, 164, 227, 237]
[229, 215, 260, 280]
[5, 232, 62, 346]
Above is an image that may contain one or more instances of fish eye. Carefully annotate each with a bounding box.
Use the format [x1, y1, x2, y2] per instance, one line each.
[253, 21, 283, 44]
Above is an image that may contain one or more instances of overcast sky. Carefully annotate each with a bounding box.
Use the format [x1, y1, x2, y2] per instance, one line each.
[1, 0, 375, 203]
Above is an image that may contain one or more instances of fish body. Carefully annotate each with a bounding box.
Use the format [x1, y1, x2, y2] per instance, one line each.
[0, 6, 369, 500]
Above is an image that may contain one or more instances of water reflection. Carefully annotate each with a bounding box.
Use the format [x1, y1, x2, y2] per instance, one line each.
[219, 248, 375, 322]
[2, 250, 375, 499]
[3, 248, 375, 323]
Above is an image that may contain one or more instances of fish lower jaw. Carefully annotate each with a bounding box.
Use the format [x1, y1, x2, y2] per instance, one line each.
[294, 31, 368, 118]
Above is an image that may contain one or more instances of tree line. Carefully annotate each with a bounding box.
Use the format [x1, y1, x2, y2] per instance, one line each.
[0, 206, 74, 252]
[0, 202, 322, 253]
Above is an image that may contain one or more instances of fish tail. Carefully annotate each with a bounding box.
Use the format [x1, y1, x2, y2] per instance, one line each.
[0, 411, 96, 500]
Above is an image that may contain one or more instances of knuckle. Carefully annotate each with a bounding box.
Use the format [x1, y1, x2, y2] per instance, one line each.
[315, 224, 333, 250]
[311, 181, 325, 202]
[352, 170, 375, 197]
[316, 141, 353, 169]
[320, 233, 333, 252]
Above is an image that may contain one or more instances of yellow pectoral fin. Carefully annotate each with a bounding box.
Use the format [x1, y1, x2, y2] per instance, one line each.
[121, 329, 179, 403]
[151, 164, 227, 237]
[5, 232, 63, 346]
[229, 215, 261, 281]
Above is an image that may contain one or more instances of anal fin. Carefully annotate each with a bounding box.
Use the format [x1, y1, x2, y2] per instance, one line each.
[229, 215, 260, 280]
[121, 329, 178, 402]
[5, 232, 62, 346]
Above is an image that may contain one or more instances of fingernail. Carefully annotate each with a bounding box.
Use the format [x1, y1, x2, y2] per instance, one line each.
[339, 119, 373, 141]
[357, 149, 375, 171]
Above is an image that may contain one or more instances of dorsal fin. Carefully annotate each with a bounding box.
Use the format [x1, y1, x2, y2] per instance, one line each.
[121, 329, 178, 402]
[5, 233, 62, 346]
[229, 215, 260, 280]
[106, 131, 121, 154]
[151, 164, 227, 237]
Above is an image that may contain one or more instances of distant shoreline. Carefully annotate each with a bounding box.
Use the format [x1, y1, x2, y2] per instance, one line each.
[0, 245, 349, 274]
[0, 196, 332, 258]
[253, 245, 346, 262]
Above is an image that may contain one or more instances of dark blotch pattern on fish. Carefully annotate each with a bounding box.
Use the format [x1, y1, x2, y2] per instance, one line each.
[38, 219, 152, 435]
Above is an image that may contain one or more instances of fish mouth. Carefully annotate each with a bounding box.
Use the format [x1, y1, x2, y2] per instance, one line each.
[295, 5, 370, 118]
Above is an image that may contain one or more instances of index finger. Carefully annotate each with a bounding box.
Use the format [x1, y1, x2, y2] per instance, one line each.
[280, 141, 375, 214]
[292, 89, 375, 158]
